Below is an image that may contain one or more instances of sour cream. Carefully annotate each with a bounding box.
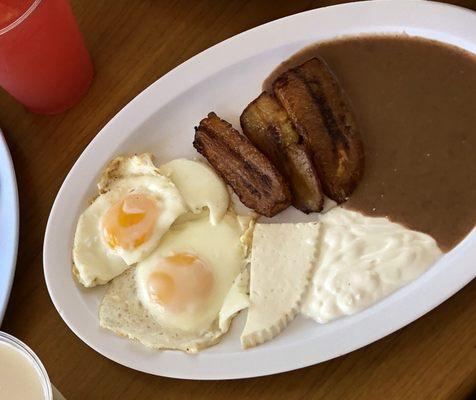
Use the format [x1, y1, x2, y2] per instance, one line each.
[301, 208, 442, 323]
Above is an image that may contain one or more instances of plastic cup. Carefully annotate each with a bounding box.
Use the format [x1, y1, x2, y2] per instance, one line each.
[0, 0, 94, 114]
[0, 331, 52, 399]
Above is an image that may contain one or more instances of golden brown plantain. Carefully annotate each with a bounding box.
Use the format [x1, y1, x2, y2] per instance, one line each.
[193, 112, 291, 217]
[240, 92, 324, 213]
[273, 57, 364, 203]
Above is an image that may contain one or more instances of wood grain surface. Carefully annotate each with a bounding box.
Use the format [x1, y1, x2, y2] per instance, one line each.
[1, 1, 475, 399]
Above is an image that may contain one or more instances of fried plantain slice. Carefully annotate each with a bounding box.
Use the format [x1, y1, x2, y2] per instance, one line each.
[273, 57, 364, 203]
[240, 92, 323, 213]
[193, 112, 291, 217]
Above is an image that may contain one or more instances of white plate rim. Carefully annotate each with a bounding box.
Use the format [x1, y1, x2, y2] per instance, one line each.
[43, 0, 476, 379]
[0, 130, 19, 325]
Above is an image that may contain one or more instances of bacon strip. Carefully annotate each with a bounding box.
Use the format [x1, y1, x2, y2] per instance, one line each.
[193, 112, 291, 217]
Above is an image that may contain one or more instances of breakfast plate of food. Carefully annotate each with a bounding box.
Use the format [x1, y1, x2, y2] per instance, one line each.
[0, 130, 19, 324]
[43, 0, 476, 379]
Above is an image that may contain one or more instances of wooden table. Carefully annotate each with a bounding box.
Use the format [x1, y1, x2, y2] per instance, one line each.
[1, 1, 475, 399]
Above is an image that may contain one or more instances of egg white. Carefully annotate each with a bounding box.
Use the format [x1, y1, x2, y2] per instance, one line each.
[99, 266, 249, 353]
[158, 158, 229, 225]
[135, 212, 249, 333]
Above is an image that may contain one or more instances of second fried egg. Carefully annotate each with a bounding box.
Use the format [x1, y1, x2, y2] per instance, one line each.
[100, 212, 254, 351]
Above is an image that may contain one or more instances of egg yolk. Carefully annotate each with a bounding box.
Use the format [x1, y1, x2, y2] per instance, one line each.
[147, 253, 213, 312]
[147, 271, 175, 304]
[102, 194, 159, 250]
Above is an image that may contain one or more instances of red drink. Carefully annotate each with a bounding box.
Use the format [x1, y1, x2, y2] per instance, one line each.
[0, 0, 93, 114]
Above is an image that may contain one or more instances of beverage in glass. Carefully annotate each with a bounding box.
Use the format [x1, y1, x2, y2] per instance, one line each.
[0, 0, 93, 114]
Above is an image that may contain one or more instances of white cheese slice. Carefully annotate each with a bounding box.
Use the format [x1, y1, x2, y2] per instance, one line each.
[241, 222, 320, 348]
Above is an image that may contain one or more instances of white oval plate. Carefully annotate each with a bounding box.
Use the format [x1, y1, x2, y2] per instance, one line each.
[44, 0, 476, 379]
[0, 130, 19, 325]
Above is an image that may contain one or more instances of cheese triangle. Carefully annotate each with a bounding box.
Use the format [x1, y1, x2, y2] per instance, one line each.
[241, 222, 320, 348]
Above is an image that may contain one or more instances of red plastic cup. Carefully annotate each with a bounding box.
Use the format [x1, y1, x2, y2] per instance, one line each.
[0, 0, 93, 114]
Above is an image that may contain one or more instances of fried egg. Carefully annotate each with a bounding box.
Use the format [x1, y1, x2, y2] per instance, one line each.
[73, 154, 187, 287]
[99, 212, 254, 352]
[158, 159, 229, 225]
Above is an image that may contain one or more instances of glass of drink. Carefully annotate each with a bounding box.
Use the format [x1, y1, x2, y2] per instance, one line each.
[0, 0, 93, 114]
[0, 331, 52, 399]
